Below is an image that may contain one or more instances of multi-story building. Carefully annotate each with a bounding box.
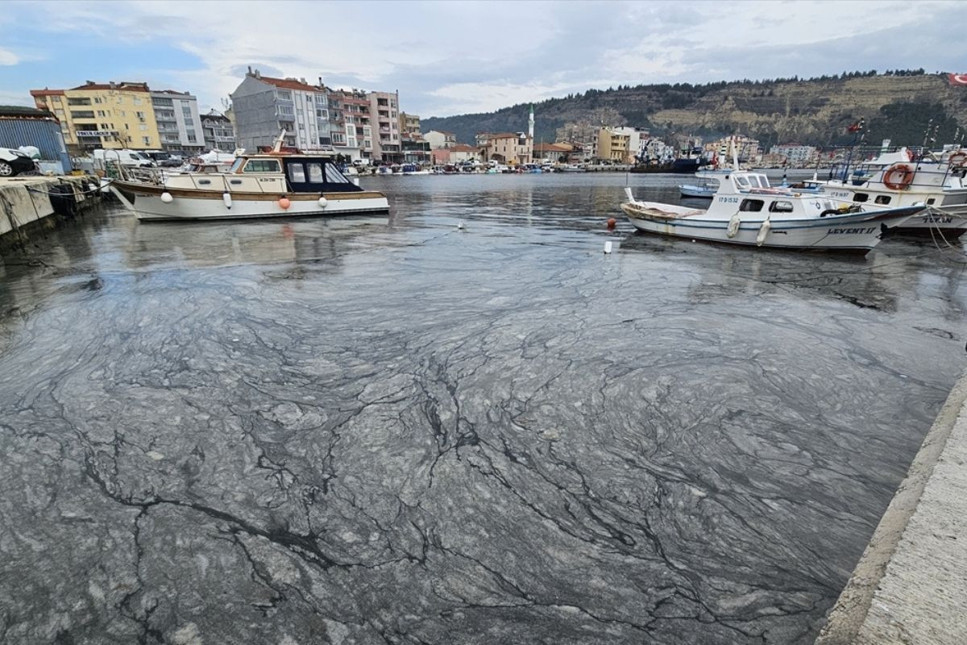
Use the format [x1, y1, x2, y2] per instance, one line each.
[768, 143, 817, 166]
[428, 131, 458, 149]
[399, 112, 421, 139]
[231, 68, 334, 153]
[30, 81, 162, 153]
[150, 90, 204, 154]
[596, 126, 647, 164]
[328, 88, 371, 161]
[370, 90, 401, 163]
[481, 133, 532, 165]
[711, 135, 761, 164]
[201, 109, 236, 152]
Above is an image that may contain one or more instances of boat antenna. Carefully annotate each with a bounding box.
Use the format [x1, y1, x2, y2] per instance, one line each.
[272, 129, 286, 153]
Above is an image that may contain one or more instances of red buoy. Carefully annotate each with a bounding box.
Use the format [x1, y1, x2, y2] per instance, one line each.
[607, 218, 616, 229]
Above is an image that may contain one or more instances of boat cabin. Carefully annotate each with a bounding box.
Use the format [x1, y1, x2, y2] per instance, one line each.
[160, 153, 365, 194]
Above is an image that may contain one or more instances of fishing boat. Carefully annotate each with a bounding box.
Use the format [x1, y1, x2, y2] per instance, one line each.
[620, 169, 922, 253]
[810, 146, 967, 237]
[679, 183, 717, 199]
[109, 149, 389, 222]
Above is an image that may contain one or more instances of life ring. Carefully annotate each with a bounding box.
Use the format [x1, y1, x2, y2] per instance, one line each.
[948, 151, 967, 168]
[883, 163, 914, 190]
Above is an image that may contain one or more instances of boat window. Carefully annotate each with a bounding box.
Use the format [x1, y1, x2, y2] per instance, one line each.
[735, 176, 750, 188]
[324, 163, 351, 184]
[852, 193, 869, 202]
[874, 195, 891, 205]
[769, 200, 794, 213]
[229, 158, 245, 173]
[927, 198, 936, 205]
[739, 199, 764, 212]
[287, 163, 306, 183]
[307, 163, 324, 183]
[243, 159, 280, 173]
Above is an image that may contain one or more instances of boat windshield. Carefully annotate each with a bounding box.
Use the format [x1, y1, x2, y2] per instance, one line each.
[229, 158, 245, 173]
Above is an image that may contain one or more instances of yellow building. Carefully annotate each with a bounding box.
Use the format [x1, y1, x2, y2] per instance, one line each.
[596, 127, 631, 163]
[31, 81, 161, 152]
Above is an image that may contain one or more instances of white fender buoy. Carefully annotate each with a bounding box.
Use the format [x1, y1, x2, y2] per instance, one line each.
[624, 186, 635, 203]
[160, 192, 173, 203]
[317, 197, 328, 208]
[222, 192, 232, 209]
[756, 217, 772, 246]
[727, 213, 741, 238]
[604, 241, 613, 254]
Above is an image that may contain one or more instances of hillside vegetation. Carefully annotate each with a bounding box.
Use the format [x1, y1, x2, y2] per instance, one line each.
[421, 71, 967, 150]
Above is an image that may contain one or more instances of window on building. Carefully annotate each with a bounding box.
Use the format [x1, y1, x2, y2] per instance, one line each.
[139, 124, 147, 131]
[243, 159, 281, 173]
[93, 97, 102, 104]
[134, 98, 143, 105]
[142, 136, 151, 145]
[278, 105, 294, 117]
[276, 90, 292, 101]
[287, 163, 306, 183]
[71, 111, 95, 119]
[187, 134, 197, 142]
[100, 123, 109, 130]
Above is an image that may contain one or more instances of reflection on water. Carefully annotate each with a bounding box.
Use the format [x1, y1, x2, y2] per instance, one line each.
[0, 174, 965, 644]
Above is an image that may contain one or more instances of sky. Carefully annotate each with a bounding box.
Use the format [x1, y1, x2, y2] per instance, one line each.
[2, 0, 966, 118]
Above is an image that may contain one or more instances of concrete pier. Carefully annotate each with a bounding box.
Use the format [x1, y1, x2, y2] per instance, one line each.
[818, 368, 967, 644]
[0, 175, 101, 243]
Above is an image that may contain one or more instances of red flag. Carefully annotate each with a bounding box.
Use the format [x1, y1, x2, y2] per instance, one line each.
[847, 121, 862, 133]
[949, 73, 967, 86]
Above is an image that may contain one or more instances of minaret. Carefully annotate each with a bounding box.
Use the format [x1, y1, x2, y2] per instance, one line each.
[528, 104, 534, 139]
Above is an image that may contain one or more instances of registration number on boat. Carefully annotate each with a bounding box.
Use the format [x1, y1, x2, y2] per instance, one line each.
[718, 197, 739, 203]
[827, 227, 877, 235]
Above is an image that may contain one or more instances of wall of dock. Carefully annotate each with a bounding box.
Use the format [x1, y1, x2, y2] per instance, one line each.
[0, 176, 101, 245]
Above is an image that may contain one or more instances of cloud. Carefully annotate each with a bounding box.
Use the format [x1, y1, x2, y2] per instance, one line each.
[2, 0, 966, 117]
[0, 48, 19, 66]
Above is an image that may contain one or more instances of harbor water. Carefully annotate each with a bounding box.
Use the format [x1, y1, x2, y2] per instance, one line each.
[1, 173, 965, 644]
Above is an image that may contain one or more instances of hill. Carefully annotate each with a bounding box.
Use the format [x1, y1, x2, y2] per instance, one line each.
[420, 71, 967, 150]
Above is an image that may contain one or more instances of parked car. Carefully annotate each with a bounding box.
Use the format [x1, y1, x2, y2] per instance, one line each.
[92, 149, 155, 168]
[0, 147, 38, 177]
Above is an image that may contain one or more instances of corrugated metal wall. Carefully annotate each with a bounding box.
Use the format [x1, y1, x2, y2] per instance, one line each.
[0, 119, 72, 172]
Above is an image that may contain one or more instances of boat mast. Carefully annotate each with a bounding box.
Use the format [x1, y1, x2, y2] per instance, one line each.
[272, 129, 287, 153]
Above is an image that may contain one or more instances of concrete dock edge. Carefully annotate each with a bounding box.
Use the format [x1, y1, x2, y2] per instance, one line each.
[817, 367, 967, 644]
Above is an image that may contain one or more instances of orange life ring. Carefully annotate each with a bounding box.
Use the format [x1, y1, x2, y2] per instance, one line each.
[883, 163, 914, 190]
[948, 151, 967, 168]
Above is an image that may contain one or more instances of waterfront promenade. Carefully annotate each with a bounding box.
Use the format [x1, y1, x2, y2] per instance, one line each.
[0, 173, 965, 643]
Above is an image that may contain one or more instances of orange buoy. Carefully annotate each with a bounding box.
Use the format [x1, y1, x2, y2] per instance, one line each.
[607, 218, 617, 229]
[278, 196, 291, 210]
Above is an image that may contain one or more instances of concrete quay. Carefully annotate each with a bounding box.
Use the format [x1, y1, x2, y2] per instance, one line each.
[0, 175, 102, 245]
[818, 368, 967, 644]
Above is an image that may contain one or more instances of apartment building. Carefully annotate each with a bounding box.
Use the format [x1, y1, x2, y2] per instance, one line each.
[399, 112, 421, 138]
[370, 90, 401, 163]
[230, 68, 335, 153]
[151, 90, 204, 154]
[428, 131, 458, 149]
[31, 81, 161, 153]
[481, 133, 533, 165]
[201, 109, 236, 152]
[328, 89, 371, 161]
[596, 126, 647, 164]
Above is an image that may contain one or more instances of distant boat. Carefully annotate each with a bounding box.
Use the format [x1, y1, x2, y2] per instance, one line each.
[630, 157, 705, 174]
[679, 183, 716, 199]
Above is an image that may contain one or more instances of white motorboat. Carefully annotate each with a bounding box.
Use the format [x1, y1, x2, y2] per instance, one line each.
[620, 170, 923, 253]
[109, 150, 389, 221]
[679, 184, 716, 199]
[810, 146, 967, 237]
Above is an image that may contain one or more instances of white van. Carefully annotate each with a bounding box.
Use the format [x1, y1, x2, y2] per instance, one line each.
[93, 149, 155, 168]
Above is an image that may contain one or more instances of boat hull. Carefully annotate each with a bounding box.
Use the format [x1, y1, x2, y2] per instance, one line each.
[621, 202, 923, 252]
[110, 182, 389, 221]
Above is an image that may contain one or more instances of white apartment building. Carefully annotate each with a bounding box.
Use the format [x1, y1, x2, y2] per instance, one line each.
[150, 90, 205, 153]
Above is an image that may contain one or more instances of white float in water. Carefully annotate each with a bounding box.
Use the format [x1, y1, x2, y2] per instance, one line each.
[604, 241, 613, 254]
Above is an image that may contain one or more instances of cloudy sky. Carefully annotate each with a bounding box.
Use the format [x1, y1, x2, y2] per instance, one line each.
[2, 0, 966, 118]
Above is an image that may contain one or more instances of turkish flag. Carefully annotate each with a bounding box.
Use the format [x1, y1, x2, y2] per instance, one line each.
[949, 73, 967, 86]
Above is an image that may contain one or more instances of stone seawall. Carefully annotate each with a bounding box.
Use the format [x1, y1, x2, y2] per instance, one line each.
[817, 368, 967, 643]
[0, 176, 101, 244]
